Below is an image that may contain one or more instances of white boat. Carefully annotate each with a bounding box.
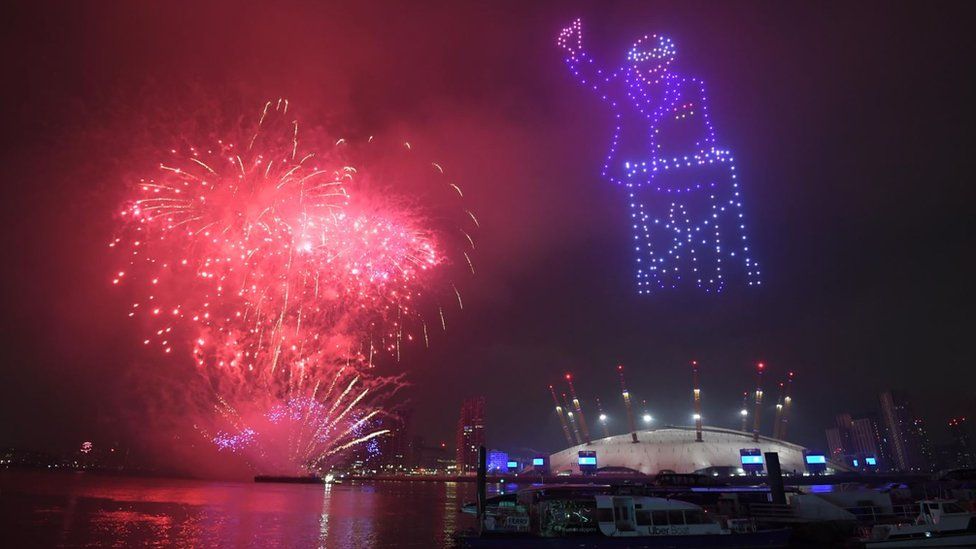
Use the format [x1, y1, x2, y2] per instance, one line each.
[594, 494, 730, 537]
[461, 485, 790, 547]
[864, 499, 976, 548]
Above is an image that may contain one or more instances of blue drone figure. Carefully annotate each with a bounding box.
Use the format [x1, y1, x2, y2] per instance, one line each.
[558, 19, 760, 293]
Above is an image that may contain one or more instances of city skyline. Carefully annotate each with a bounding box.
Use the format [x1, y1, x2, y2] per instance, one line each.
[4, 3, 976, 548]
[1, 2, 974, 475]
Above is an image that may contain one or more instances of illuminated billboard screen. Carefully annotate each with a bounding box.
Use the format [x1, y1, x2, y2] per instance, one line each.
[805, 455, 826, 464]
[578, 456, 597, 466]
[507, 461, 518, 469]
[740, 455, 763, 465]
[532, 458, 545, 466]
[865, 457, 877, 466]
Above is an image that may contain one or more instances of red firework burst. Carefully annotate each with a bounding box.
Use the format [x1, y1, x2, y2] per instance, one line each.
[111, 99, 475, 473]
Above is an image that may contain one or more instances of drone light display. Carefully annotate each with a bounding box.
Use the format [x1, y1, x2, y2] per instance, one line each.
[558, 19, 761, 293]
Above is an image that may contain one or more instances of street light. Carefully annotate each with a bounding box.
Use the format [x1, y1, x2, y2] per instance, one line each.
[599, 413, 608, 422]
[693, 413, 701, 421]
[642, 413, 653, 424]
[740, 409, 749, 417]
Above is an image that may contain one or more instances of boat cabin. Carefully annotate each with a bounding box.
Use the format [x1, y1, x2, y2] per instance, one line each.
[594, 495, 725, 537]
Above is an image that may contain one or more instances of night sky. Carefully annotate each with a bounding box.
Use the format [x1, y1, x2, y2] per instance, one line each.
[2, 1, 974, 472]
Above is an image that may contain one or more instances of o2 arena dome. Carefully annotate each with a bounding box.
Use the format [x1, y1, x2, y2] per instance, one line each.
[549, 426, 822, 475]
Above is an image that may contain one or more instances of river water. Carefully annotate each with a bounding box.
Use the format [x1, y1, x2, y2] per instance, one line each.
[0, 470, 480, 548]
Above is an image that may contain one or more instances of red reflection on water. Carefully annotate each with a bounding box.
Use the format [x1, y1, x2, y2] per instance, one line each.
[0, 471, 477, 548]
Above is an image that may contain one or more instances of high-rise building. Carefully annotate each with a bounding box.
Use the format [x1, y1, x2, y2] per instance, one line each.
[381, 408, 413, 470]
[849, 414, 889, 467]
[410, 436, 453, 470]
[826, 411, 891, 469]
[456, 397, 486, 473]
[825, 413, 855, 460]
[826, 427, 845, 461]
[880, 391, 931, 472]
[912, 417, 934, 469]
[947, 417, 975, 468]
[835, 413, 854, 451]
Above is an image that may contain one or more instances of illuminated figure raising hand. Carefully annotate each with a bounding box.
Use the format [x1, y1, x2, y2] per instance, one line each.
[558, 19, 760, 293]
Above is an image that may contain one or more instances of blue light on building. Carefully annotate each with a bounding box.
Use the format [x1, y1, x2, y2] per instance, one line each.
[804, 452, 828, 475]
[487, 450, 508, 472]
[578, 451, 598, 475]
[739, 448, 764, 474]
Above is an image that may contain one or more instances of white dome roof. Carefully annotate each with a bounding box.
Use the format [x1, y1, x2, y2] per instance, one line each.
[549, 426, 817, 475]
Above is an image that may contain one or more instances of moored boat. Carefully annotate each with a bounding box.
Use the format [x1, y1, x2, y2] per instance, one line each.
[459, 484, 789, 547]
[862, 499, 976, 548]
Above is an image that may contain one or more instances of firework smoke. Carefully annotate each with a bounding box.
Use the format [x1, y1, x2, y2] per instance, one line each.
[112, 99, 474, 474]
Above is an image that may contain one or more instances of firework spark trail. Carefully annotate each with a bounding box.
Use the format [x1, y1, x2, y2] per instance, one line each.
[113, 100, 477, 474]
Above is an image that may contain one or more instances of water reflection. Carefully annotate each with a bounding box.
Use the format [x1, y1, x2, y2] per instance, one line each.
[319, 482, 332, 545]
[1, 471, 477, 548]
[442, 481, 458, 539]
